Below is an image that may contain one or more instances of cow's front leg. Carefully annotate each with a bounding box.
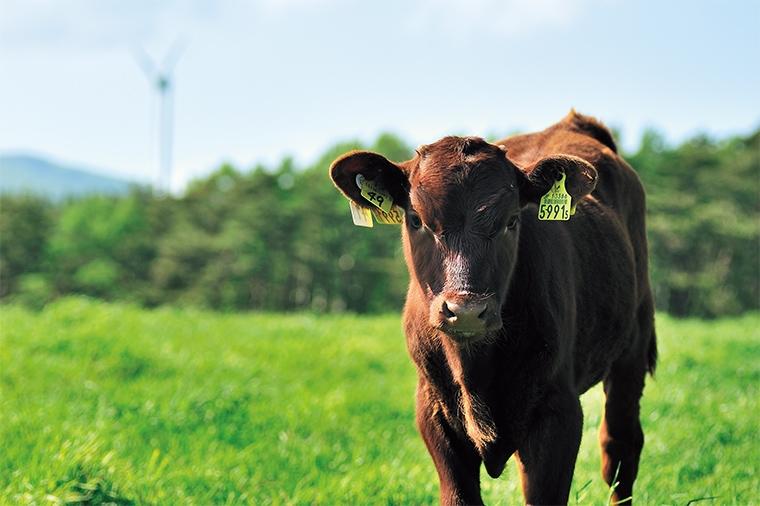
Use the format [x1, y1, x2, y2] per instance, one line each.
[515, 386, 583, 505]
[416, 380, 483, 506]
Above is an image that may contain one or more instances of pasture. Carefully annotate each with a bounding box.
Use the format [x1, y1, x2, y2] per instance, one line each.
[0, 297, 757, 504]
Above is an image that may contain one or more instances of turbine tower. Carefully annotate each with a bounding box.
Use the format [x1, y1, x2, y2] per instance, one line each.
[133, 40, 185, 193]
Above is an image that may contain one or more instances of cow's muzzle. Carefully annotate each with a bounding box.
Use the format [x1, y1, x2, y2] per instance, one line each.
[430, 292, 502, 341]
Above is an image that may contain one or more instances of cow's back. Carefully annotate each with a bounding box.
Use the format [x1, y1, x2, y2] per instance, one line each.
[498, 111, 650, 306]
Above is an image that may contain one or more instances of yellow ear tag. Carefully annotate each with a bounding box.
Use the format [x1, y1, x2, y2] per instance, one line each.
[349, 201, 373, 227]
[538, 172, 572, 221]
[371, 205, 404, 224]
[356, 174, 394, 213]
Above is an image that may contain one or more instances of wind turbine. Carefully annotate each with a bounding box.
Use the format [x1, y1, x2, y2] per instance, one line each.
[133, 40, 186, 193]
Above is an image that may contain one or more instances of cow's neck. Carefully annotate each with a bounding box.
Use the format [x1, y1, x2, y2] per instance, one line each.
[440, 334, 501, 454]
[440, 336, 499, 388]
[406, 285, 510, 453]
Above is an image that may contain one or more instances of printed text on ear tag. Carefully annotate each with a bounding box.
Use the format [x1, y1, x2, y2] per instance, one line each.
[372, 205, 404, 224]
[538, 172, 572, 221]
[349, 201, 373, 227]
[356, 174, 394, 213]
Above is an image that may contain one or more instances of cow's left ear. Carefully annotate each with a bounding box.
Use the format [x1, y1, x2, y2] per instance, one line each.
[329, 151, 410, 209]
[513, 155, 598, 207]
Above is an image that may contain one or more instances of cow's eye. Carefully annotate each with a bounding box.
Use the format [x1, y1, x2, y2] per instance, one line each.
[408, 212, 423, 230]
[506, 215, 520, 231]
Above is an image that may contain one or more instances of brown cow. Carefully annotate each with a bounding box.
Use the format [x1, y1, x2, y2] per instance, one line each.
[330, 111, 656, 505]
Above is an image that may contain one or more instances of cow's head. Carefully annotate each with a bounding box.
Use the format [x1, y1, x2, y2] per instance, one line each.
[330, 136, 596, 344]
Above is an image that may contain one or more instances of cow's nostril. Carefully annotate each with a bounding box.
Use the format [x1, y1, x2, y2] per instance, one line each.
[442, 301, 456, 319]
[438, 298, 492, 333]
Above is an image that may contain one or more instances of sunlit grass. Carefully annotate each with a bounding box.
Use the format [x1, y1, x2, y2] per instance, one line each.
[0, 298, 757, 504]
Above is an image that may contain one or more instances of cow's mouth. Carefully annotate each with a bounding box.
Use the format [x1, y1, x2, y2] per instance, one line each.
[440, 321, 502, 344]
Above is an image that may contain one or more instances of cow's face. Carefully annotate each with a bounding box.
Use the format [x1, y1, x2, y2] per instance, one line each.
[330, 136, 596, 344]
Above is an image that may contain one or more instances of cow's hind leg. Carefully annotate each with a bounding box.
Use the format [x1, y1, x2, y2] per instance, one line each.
[600, 296, 655, 504]
[515, 385, 583, 505]
[599, 352, 649, 503]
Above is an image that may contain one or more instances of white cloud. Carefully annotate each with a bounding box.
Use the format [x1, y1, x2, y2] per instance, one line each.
[255, 0, 338, 10]
[407, 0, 609, 36]
[0, 0, 219, 49]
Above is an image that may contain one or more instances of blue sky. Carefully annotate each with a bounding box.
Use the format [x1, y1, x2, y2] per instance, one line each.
[1, 0, 758, 189]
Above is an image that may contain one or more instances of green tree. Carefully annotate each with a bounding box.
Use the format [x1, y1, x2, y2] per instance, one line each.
[0, 194, 52, 297]
[45, 192, 156, 299]
[629, 128, 760, 316]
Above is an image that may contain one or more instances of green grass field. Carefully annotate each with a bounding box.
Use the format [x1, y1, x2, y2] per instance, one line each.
[0, 297, 757, 505]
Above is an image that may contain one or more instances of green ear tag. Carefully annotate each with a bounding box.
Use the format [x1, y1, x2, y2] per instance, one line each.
[356, 174, 394, 213]
[538, 173, 572, 221]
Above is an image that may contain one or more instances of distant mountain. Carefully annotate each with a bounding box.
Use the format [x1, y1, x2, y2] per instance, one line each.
[0, 154, 136, 200]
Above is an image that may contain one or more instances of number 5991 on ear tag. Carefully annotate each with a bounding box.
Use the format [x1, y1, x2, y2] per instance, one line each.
[538, 173, 572, 221]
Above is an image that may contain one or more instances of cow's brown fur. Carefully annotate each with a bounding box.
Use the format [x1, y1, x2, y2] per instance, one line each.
[330, 111, 656, 505]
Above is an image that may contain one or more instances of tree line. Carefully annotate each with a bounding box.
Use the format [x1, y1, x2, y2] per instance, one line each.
[1, 127, 757, 317]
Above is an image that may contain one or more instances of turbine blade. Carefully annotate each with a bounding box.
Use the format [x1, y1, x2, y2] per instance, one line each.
[162, 38, 187, 74]
[132, 46, 158, 80]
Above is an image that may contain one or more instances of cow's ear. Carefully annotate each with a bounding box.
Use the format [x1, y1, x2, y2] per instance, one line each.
[514, 155, 598, 207]
[329, 151, 410, 208]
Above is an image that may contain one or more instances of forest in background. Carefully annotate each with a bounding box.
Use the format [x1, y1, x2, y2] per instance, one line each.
[1, 127, 758, 317]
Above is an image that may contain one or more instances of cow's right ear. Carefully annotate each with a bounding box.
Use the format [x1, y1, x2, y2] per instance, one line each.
[329, 151, 410, 209]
